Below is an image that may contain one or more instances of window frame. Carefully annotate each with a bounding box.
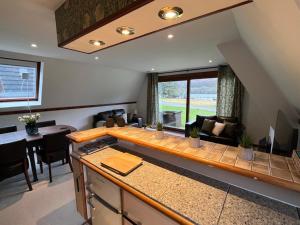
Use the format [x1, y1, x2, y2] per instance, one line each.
[0, 57, 41, 103]
[158, 70, 218, 131]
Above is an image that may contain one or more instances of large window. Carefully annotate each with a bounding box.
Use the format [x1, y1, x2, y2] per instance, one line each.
[158, 71, 218, 130]
[0, 58, 42, 108]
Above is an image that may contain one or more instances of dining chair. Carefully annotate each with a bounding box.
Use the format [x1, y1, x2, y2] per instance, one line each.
[0, 139, 32, 191]
[36, 120, 56, 128]
[0, 125, 17, 134]
[37, 129, 73, 183]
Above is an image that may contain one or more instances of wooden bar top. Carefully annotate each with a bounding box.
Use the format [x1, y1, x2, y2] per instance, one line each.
[68, 127, 300, 192]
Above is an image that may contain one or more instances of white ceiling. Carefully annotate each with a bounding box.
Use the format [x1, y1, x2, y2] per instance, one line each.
[233, 0, 300, 113]
[0, 0, 241, 72]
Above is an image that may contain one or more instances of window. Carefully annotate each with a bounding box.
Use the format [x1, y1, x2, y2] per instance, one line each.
[0, 58, 43, 108]
[189, 78, 217, 122]
[158, 71, 218, 130]
[159, 81, 187, 129]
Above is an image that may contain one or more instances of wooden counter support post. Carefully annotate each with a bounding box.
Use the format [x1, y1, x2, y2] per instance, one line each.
[72, 155, 88, 220]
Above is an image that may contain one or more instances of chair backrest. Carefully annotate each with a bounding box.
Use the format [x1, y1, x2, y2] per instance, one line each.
[42, 129, 70, 154]
[0, 125, 17, 134]
[0, 139, 27, 166]
[36, 120, 56, 128]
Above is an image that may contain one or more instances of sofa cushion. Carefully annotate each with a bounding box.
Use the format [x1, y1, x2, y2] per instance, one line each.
[196, 115, 217, 127]
[201, 119, 216, 134]
[98, 111, 113, 121]
[222, 122, 238, 138]
[212, 122, 226, 136]
[112, 109, 125, 116]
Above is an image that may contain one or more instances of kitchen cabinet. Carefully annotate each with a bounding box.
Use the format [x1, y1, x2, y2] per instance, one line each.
[86, 167, 122, 225]
[122, 191, 180, 225]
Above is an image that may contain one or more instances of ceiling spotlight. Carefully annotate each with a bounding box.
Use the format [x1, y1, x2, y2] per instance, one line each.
[94, 56, 99, 60]
[31, 43, 38, 48]
[209, 60, 213, 63]
[89, 40, 105, 46]
[151, 68, 155, 71]
[159, 6, 183, 20]
[168, 34, 174, 39]
[116, 26, 135, 36]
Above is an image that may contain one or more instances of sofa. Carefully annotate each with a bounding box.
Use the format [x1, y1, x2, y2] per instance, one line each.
[185, 115, 243, 147]
[92, 109, 142, 128]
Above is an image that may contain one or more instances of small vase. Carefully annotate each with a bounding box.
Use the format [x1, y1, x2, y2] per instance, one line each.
[239, 146, 253, 161]
[25, 123, 39, 136]
[190, 137, 201, 148]
[156, 131, 164, 139]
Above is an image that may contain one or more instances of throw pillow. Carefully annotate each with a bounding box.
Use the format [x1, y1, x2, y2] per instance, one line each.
[223, 122, 237, 138]
[116, 117, 125, 127]
[196, 115, 217, 127]
[105, 118, 115, 128]
[201, 119, 216, 134]
[122, 113, 128, 124]
[212, 122, 226, 136]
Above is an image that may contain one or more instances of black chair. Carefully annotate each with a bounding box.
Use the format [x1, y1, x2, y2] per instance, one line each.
[0, 125, 17, 134]
[36, 120, 56, 128]
[0, 139, 32, 191]
[37, 130, 73, 183]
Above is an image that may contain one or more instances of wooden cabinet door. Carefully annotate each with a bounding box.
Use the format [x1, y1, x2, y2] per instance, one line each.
[72, 156, 88, 220]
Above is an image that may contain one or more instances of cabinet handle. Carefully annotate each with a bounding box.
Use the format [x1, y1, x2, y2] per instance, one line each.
[76, 177, 80, 192]
[123, 211, 142, 225]
[87, 198, 95, 211]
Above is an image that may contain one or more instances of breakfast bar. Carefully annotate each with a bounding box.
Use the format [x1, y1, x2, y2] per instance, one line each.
[67, 127, 300, 225]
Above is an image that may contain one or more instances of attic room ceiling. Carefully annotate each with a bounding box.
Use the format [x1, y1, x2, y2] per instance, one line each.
[232, 0, 300, 113]
[0, 0, 244, 72]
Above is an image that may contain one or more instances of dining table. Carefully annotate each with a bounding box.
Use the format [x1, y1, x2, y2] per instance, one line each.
[0, 125, 77, 182]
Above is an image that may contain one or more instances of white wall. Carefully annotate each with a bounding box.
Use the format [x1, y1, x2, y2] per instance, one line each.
[218, 39, 299, 144]
[0, 50, 146, 130]
[0, 104, 136, 131]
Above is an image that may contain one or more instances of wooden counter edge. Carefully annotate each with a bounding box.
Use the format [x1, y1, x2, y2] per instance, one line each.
[67, 128, 300, 193]
[79, 157, 194, 225]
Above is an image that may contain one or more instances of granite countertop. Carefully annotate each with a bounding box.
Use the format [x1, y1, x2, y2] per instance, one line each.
[81, 146, 300, 225]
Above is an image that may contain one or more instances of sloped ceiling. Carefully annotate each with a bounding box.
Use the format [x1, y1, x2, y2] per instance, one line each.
[232, 0, 300, 114]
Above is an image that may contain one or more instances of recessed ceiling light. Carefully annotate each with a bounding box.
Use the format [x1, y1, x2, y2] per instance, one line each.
[94, 56, 99, 60]
[31, 43, 37, 48]
[159, 6, 183, 20]
[89, 40, 105, 46]
[209, 60, 213, 63]
[168, 34, 174, 39]
[116, 26, 135, 36]
[151, 68, 155, 71]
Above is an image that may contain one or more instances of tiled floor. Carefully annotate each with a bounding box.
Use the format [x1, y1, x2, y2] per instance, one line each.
[0, 162, 84, 225]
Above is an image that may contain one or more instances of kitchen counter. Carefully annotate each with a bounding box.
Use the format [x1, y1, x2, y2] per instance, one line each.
[80, 146, 300, 225]
[68, 126, 300, 193]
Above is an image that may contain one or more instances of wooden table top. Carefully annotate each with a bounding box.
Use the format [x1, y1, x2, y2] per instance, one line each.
[67, 126, 300, 192]
[0, 125, 77, 145]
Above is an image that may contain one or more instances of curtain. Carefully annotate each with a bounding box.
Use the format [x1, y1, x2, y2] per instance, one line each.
[146, 73, 159, 124]
[216, 65, 244, 121]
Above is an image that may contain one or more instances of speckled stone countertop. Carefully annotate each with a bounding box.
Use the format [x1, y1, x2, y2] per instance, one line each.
[82, 146, 300, 225]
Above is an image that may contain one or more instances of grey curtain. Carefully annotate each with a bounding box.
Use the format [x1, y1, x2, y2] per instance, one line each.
[217, 65, 244, 121]
[146, 73, 159, 124]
